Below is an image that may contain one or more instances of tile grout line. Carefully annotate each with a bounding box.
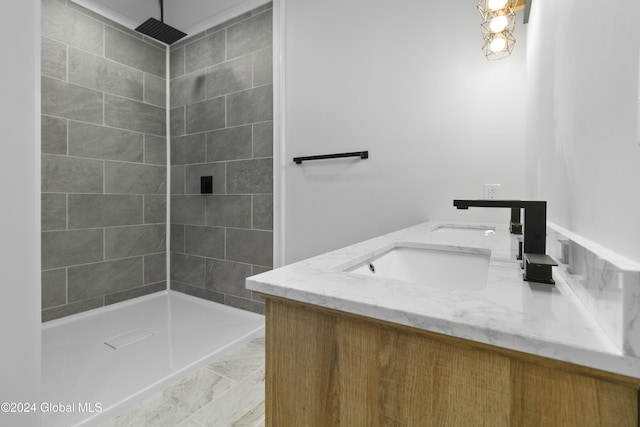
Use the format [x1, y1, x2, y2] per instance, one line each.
[44, 74, 166, 115]
[41, 113, 156, 138]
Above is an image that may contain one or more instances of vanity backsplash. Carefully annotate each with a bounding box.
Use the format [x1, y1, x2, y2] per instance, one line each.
[547, 223, 640, 357]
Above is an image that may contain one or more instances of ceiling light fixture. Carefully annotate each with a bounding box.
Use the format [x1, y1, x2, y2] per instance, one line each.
[477, 0, 516, 60]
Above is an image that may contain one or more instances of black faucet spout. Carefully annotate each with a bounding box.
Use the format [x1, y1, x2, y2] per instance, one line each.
[453, 199, 557, 284]
[453, 200, 523, 234]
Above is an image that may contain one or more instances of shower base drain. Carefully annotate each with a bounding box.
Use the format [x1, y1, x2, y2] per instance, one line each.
[104, 329, 154, 349]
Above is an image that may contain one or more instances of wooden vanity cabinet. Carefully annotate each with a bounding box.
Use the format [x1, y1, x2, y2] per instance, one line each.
[264, 297, 640, 427]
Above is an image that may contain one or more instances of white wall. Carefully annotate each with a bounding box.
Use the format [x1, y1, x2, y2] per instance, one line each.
[280, 0, 528, 263]
[526, 0, 640, 263]
[0, 1, 41, 426]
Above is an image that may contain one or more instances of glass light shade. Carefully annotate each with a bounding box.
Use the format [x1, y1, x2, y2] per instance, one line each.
[477, 0, 514, 20]
[482, 30, 516, 60]
[487, 0, 508, 10]
[489, 15, 509, 32]
[489, 35, 506, 52]
[482, 12, 515, 37]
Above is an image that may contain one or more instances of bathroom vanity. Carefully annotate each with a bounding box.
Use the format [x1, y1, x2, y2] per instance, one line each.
[247, 222, 640, 426]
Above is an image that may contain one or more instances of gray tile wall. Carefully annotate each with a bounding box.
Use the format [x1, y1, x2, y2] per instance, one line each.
[169, 5, 273, 315]
[41, 0, 167, 322]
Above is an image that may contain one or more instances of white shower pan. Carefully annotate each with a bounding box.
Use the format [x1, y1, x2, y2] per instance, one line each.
[41, 291, 264, 427]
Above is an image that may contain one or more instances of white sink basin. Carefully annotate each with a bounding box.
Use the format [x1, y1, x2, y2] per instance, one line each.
[431, 224, 496, 236]
[345, 244, 490, 290]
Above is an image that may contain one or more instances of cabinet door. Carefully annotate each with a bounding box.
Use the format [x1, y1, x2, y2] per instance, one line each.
[265, 297, 640, 427]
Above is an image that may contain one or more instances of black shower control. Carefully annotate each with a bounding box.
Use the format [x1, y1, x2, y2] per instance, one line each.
[201, 176, 213, 194]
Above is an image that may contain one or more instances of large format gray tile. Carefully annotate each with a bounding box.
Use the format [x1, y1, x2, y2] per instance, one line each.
[42, 193, 66, 231]
[252, 2, 273, 15]
[170, 252, 205, 287]
[205, 195, 251, 228]
[226, 295, 265, 315]
[100, 367, 234, 427]
[105, 94, 166, 136]
[226, 9, 272, 60]
[41, 0, 103, 55]
[144, 195, 167, 224]
[184, 31, 225, 74]
[170, 224, 185, 253]
[41, 76, 103, 124]
[226, 229, 272, 267]
[65, 0, 142, 40]
[206, 11, 252, 35]
[205, 259, 252, 299]
[183, 285, 225, 304]
[252, 195, 273, 230]
[170, 196, 206, 225]
[105, 281, 166, 306]
[170, 46, 185, 78]
[185, 97, 225, 133]
[253, 48, 272, 87]
[41, 155, 103, 193]
[105, 224, 166, 260]
[171, 166, 185, 194]
[41, 229, 103, 270]
[67, 194, 143, 229]
[205, 55, 252, 99]
[68, 48, 144, 100]
[170, 106, 185, 137]
[145, 134, 167, 165]
[105, 26, 166, 77]
[252, 121, 273, 158]
[105, 162, 166, 194]
[185, 163, 225, 195]
[41, 115, 67, 155]
[144, 253, 166, 285]
[170, 71, 206, 108]
[227, 85, 273, 127]
[184, 225, 225, 259]
[251, 266, 270, 302]
[41, 37, 66, 80]
[144, 73, 166, 107]
[68, 121, 144, 162]
[42, 268, 66, 309]
[142, 36, 166, 50]
[206, 125, 252, 162]
[42, 297, 103, 322]
[171, 133, 205, 165]
[67, 257, 143, 302]
[226, 158, 273, 194]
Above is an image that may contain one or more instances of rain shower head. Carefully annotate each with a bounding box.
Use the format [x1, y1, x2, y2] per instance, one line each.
[135, 0, 186, 45]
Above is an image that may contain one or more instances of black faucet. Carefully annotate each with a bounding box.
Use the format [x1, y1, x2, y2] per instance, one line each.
[453, 200, 557, 285]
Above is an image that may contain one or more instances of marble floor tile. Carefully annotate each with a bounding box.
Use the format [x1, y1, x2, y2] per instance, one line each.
[102, 337, 265, 427]
[101, 335, 266, 427]
[207, 336, 265, 382]
[176, 419, 206, 427]
[190, 366, 265, 427]
[231, 400, 265, 426]
[101, 368, 234, 427]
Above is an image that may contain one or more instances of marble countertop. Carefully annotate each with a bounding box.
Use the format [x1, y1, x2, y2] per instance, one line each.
[247, 221, 640, 378]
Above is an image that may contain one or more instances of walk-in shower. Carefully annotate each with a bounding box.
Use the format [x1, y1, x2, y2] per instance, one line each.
[40, 0, 273, 424]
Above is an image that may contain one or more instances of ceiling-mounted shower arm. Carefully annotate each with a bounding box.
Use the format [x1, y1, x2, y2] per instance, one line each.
[159, 0, 164, 23]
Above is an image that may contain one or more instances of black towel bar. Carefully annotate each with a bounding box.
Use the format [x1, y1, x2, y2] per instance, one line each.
[293, 151, 368, 164]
